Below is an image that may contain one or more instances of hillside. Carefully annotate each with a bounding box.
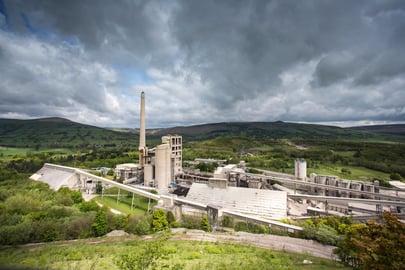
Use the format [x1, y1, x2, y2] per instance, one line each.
[348, 124, 405, 134]
[150, 121, 405, 142]
[1, 118, 404, 149]
[0, 117, 136, 148]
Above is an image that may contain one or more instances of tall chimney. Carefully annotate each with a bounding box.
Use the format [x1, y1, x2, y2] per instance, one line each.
[139, 91, 146, 166]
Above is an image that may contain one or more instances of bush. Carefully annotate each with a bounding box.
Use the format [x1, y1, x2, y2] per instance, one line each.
[234, 222, 248, 232]
[390, 173, 402, 180]
[64, 215, 95, 239]
[133, 216, 151, 235]
[92, 210, 108, 236]
[166, 211, 176, 225]
[79, 200, 100, 212]
[221, 216, 234, 228]
[115, 234, 169, 270]
[314, 224, 339, 245]
[181, 214, 201, 229]
[170, 221, 181, 228]
[200, 216, 210, 232]
[151, 209, 168, 232]
[234, 221, 268, 234]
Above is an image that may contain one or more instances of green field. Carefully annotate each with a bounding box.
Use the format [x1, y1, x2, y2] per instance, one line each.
[0, 147, 75, 160]
[94, 195, 156, 216]
[307, 165, 390, 181]
[0, 237, 348, 270]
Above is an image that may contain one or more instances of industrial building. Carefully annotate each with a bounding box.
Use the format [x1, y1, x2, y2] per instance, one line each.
[30, 91, 405, 228]
[114, 92, 183, 193]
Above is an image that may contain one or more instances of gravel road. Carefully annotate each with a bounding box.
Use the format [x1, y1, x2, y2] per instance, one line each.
[171, 228, 337, 260]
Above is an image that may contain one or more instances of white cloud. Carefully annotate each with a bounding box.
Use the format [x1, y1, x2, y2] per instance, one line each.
[0, 0, 404, 127]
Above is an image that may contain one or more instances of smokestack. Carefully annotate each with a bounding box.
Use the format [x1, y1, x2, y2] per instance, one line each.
[139, 91, 146, 167]
[139, 91, 146, 151]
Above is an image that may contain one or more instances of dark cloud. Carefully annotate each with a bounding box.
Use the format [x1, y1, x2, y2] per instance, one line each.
[0, 0, 404, 127]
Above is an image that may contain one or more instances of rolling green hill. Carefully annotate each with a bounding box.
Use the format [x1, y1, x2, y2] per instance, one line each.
[0, 117, 136, 149]
[348, 124, 405, 134]
[151, 121, 405, 142]
[1, 118, 404, 150]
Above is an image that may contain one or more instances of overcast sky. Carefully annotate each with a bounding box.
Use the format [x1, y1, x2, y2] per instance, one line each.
[0, 0, 404, 128]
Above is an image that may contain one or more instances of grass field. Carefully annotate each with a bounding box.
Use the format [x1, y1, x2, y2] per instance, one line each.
[307, 165, 390, 181]
[0, 237, 348, 270]
[94, 192, 156, 216]
[0, 147, 74, 160]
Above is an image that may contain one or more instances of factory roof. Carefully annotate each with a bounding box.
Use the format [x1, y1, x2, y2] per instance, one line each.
[186, 183, 287, 220]
[389, 181, 405, 190]
[30, 164, 77, 190]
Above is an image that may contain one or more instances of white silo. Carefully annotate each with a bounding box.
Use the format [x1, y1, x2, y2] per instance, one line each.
[155, 144, 172, 192]
[144, 164, 154, 187]
[294, 159, 307, 180]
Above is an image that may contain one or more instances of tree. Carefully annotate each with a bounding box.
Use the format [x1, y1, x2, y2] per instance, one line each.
[334, 212, 405, 269]
[134, 215, 151, 235]
[151, 209, 168, 232]
[390, 172, 401, 180]
[92, 210, 108, 236]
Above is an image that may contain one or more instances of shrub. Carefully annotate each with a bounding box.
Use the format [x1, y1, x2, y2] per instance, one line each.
[151, 209, 168, 232]
[79, 200, 100, 212]
[181, 214, 201, 229]
[170, 221, 181, 228]
[115, 234, 169, 270]
[221, 216, 234, 228]
[133, 215, 151, 235]
[92, 210, 108, 236]
[200, 216, 210, 232]
[390, 173, 401, 180]
[166, 211, 176, 225]
[234, 222, 248, 232]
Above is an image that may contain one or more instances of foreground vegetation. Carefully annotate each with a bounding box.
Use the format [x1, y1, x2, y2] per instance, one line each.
[0, 236, 348, 270]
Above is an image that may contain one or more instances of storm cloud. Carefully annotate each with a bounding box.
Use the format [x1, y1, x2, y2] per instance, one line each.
[0, 0, 404, 127]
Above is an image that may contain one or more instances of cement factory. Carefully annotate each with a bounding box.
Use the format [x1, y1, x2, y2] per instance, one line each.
[32, 92, 405, 231]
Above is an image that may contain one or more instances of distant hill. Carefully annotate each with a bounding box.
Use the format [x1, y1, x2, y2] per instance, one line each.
[1, 118, 404, 149]
[347, 124, 405, 134]
[148, 121, 405, 142]
[0, 117, 136, 148]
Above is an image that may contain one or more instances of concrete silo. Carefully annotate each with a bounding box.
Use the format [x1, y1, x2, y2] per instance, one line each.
[155, 144, 172, 192]
[294, 159, 307, 180]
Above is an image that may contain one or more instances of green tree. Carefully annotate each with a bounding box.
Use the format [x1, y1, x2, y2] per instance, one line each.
[200, 216, 210, 232]
[133, 215, 151, 235]
[334, 212, 405, 269]
[151, 209, 168, 232]
[92, 210, 108, 236]
[390, 172, 402, 180]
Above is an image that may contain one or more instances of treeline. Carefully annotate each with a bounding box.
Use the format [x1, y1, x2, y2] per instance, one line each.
[183, 136, 405, 178]
[0, 169, 211, 245]
[2, 148, 139, 175]
[0, 177, 128, 245]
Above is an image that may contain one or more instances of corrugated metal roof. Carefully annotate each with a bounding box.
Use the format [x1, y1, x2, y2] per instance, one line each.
[30, 164, 77, 190]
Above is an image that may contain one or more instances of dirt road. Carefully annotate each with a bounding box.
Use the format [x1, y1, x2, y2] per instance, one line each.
[171, 229, 337, 260]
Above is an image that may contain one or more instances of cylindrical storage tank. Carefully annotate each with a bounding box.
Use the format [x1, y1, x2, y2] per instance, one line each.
[155, 144, 171, 192]
[144, 164, 154, 186]
[318, 175, 326, 185]
[294, 159, 307, 180]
